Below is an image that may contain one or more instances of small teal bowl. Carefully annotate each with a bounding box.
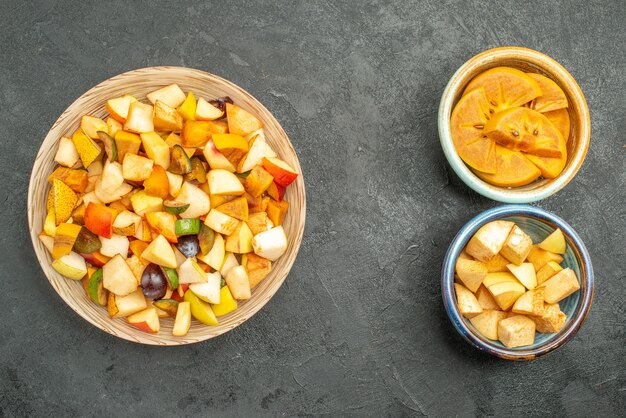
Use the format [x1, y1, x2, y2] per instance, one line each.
[442, 205, 594, 360]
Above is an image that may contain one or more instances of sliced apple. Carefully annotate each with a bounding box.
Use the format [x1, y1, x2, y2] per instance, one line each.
[178, 257, 207, 284]
[173, 182, 210, 218]
[189, 271, 222, 304]
[506, 262, 537, 290]
[102, 254, 138, 296]
[165, 171, 184, 197]
[146, 84, 186, 108]
[261, 157, 298, 187]
[130, 191, 163, 217]
[112, 210, 141, 236]
[54, 137, 80, 168]
[106, 94, 137, 123]
[237, 131, 277, 173]
[38, 233, 54, 254]
[141, 235, 177, 268]
[127, 307, 160, 333]
[474, 285, 499, 310]
[80, 115, 108, 139]
[252, 226, 287, 261]
[140, 132, 170, 169]
[107, 117, 123, 138]
[172, 301, 191, 336]
[207, 169, 245, 196]
[225, 265, 251, 300]
[124, 102, 154, 133]
[99, 234, 130, 258]
[470, 310, 507, 340]
[538, 228, 566, 254]
[94, 179, 132, 205]
[203, 140, 236, 172]
[220, 252, 239, 277]
[204, 209, 239, 236]
[197, 233, 225, 271]
[108, 288, 147, 318]
[52, 251, 87, 280]
[196, 97, 223, 120]
[99, 160, 124, 193]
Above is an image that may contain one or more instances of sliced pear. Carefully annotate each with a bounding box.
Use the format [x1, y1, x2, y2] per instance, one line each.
[173, 182, 210, 219]
[252, 226, 287, 261]
[52, 251, 87, 280]
[189, 271, 222, 304]
[497, 315, 536, 348]
[197, 233, 225, 271]
[465, 220, 515, 262]
[542, 268, 580, 304]
[178, 257, 208, 284]
[455, 258, 487, 293]
[536, 261, 563, 285]
[102, 254, 138, 296]
[511, 287, 545, 316]
[207, 169, 245, 195]
[225, 265, 251, 300]
[204, 209, 239, 236]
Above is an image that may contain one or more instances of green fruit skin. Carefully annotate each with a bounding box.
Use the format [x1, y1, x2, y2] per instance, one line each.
[163, 267, 179, 290]
[73, 227, 102, 254]
[152, 299, 179, 317]
[88, 268, 107, 306]
[169, 145, 192, 175]
[163, 201, 190, 215]
[97, 131, 117, 162]
[175, 219, 201, 235]
[198, 224, 215, 256]
[184, 291, 218, 325]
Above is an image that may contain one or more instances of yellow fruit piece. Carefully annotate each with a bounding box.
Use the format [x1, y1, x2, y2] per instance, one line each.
[46, 188, 54, 212]
[44, 210, 57, 237]
[527, 73, 568, 113]
[450, 88, 496, 174]
[52, 179, 78, 225]
[543, 108, 570, 143]
[178, 92, 197, 121]
[538, 228, 566, 254]
[211, 286, 238, 316]
[463, 66, 541, 113]
[52, 223, 82, 259]
[473, 146, 540, 187]
[71, 128, 102, 168]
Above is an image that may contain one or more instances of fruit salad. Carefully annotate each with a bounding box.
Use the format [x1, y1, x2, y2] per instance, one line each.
[451, 67, 570, 187]
[39, 83, 299, 336]
[454, 221, 580, 348]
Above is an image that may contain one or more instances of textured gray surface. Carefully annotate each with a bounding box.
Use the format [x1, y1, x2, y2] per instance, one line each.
[1, 0, 625, 416]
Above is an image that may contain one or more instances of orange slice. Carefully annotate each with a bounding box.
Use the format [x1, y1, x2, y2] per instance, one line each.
[543, 108, 570, 143]
[527, 73, 568, 113]
[484, 107, 564, 158]
[473, 146, 541, 187]
[464, 67, 541, 113]
[450, 88, 496, 174]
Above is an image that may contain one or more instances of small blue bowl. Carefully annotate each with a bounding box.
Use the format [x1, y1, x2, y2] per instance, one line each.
[442, 205, 594, 360]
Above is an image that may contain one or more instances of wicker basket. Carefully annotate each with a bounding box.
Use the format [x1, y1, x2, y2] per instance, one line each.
[27, 67, 306, 345]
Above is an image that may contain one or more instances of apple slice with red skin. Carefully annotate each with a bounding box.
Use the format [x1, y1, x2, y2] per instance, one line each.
[127, 307, 160, 333]
[261, 157, 298, 187]
[84, 202, 118, 239]
[266, 181, 286, 201]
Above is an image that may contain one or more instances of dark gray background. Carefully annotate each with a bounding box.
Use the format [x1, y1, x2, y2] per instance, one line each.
[1, 0, 624, 416]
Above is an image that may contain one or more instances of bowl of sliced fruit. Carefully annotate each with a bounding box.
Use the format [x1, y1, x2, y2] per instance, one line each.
[442, 205, 593, 360]
[439, 46, 590, 203]
[28, 67, 305, 345]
